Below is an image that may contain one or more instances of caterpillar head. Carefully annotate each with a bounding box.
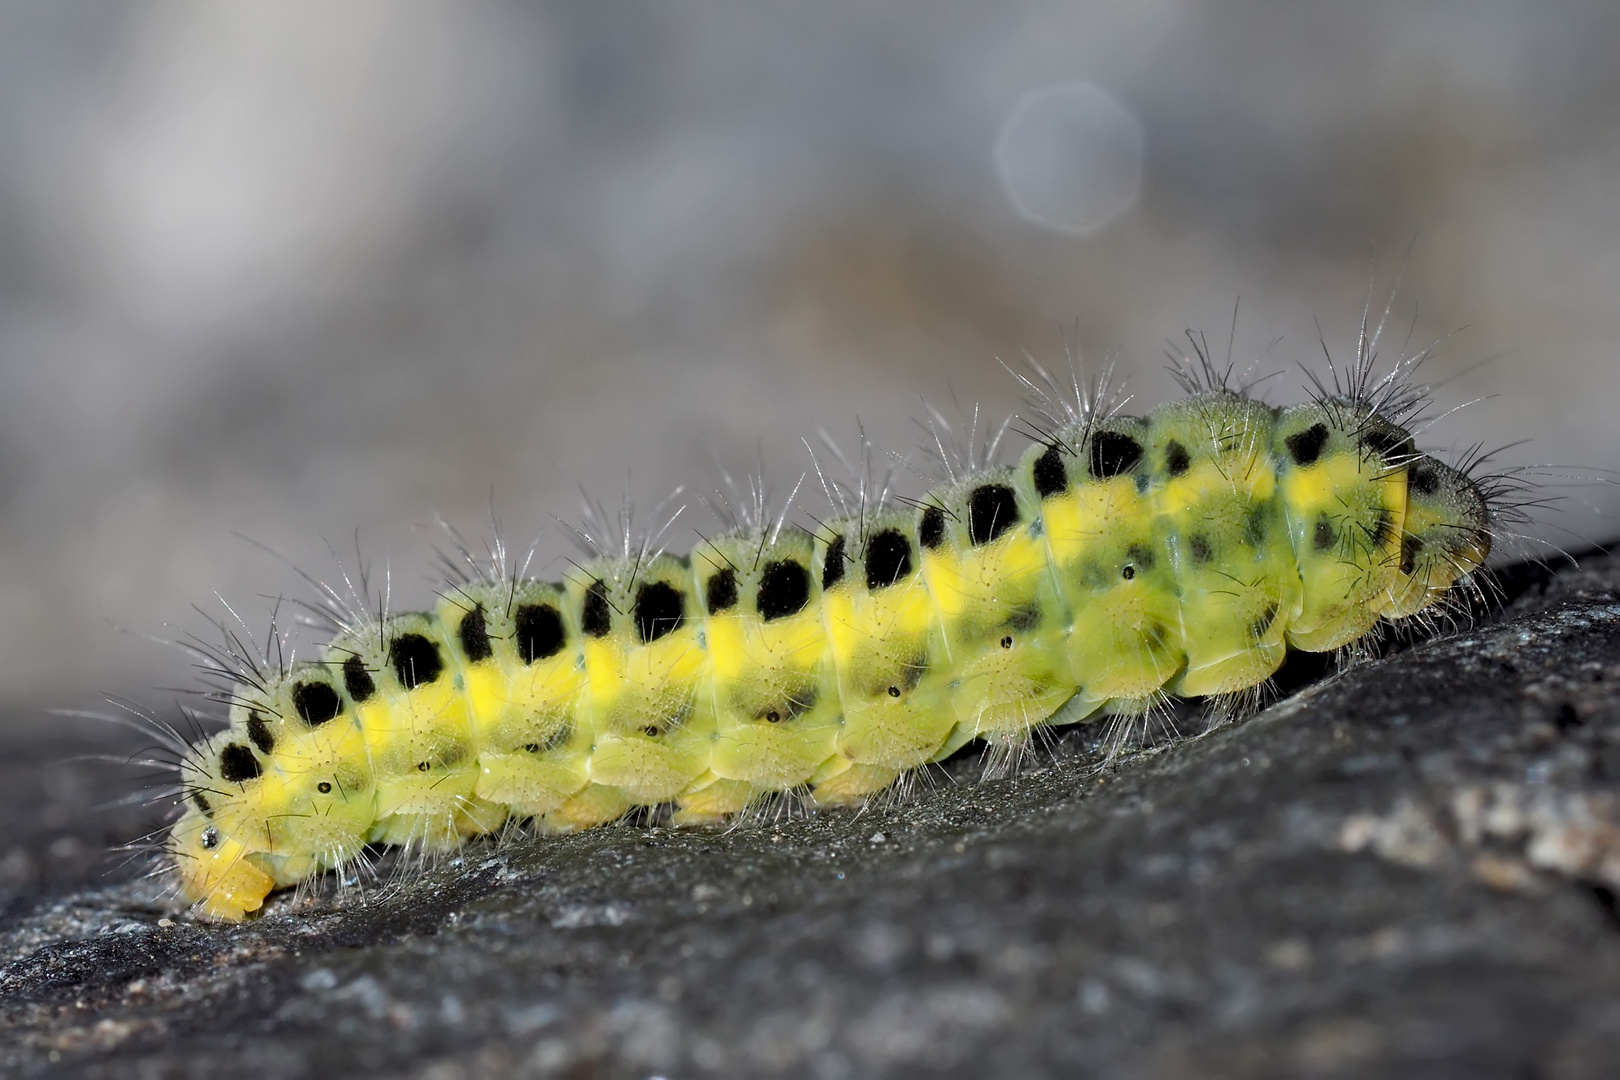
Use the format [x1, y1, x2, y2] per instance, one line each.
[179, 728, 274, 849]
[181, 664, 375, 870]
[1386, 455, 1492, 617]
[166, 792, 274, 922]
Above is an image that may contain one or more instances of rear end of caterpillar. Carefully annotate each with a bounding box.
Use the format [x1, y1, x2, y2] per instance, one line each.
[167, 382, 1493, 921]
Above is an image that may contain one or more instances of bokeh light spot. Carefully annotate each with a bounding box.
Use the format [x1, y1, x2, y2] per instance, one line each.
[994, 81, 1144, 236]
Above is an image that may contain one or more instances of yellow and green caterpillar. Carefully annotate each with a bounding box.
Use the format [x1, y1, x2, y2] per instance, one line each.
[166, 368, 1493, 920]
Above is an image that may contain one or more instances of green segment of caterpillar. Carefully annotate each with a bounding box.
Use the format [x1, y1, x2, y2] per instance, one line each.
[169, 390, 1491, 920]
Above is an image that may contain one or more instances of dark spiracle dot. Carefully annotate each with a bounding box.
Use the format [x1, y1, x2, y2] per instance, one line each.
[343, 655, 376, 703]
[887, 685, 902, 698]
[1285, 422, 1329, 467]
[1164, 440, 1190, 477]
[516, 604, 566, 663]
[705, 568, 738, 613]
[918, 504, 946, 549]
[317, 781, 332, 794]
[293, 681, 341, 727]
[199, 826, 220, 850]
[968, 484, 1020, 546]
[389, 634, 444, 690]
[1400, 534, 1424, 575]
[218, 743, 262, 783]
[643, 725, 661, 738]
[458, 604, 493, 663]
[1089, 432, 1143, 479]
[1122, 565, 1136, 581]
[766, 710, 782, 723]
[1000, 635, 1014, 649]
[821, 535, 847, 590]
[757, 560, 810, 621]
[245, 710, 275, 753]
[581, 580, 612, 638]
[864, 530, 913, 590]
[416, 761, 431, 772]
[1033, 443, 1069, 497]
[634, 581, 686, 643]
[1408, 460, 1441, 497]
[1314, 516, 1336, 552]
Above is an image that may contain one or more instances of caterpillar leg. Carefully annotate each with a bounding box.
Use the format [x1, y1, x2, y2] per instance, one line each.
[367, 797, 508, 850]
[673, 776, 757, 825]
[810, 757, 901, 805]
[541, 784, 635, 833]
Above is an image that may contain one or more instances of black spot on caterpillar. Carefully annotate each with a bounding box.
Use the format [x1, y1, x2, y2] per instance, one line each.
[821, 534, 847, 590]
[388, 634, 443, 690]
[757, 560, 811, 621]
[342, 655, 376, 703]
[864, 530, 912, 590]
[1033, 443, 1068, 497]
[458, 604, 494, 664]
[705, 568, 739, 613]
[516, 604, 566, 663]
[1286, 422, 1329, 466]
[968, 484, 1020, 546]
[918, 504, 947, 549]
[244, 711, 275, 754]
[633, 581, 685, 644]
[293, 682, 341, 727]
[217, 743, 262, 784]
[1089, 431, 1143, 479]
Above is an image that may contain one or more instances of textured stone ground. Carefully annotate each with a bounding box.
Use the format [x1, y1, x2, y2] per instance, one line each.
[4, 554, 1620, 1079]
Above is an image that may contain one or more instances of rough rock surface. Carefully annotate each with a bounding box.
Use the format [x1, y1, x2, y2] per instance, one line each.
[4, 555, 1620, 1078]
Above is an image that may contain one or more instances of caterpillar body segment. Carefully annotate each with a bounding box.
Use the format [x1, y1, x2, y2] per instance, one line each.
[686, 526, 841, 819]
[917, 467, 1080, 754]
[166, 386, 1495, 920]
[813, 508, 960, 789]
[332, 613, 507, 849]
[557, 555, 716, 824]
[444, 580, 593, 821]
[1146, 391, 1303, 697]
[1020, 414, 1183, 707]
[1274, 401, 1411, 650]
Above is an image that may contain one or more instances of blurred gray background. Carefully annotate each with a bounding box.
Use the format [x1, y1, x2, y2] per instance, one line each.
[5, 0, 1619, 710]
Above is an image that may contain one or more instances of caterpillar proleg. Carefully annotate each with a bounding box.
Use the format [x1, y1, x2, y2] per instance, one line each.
[159, 326, 1499, 921]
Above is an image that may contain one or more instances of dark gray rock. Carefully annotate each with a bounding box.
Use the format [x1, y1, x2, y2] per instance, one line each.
[5, 555, 1620, 1079]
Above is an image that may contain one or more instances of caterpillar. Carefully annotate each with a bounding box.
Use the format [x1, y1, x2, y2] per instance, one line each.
[157, 332, 1497, 922]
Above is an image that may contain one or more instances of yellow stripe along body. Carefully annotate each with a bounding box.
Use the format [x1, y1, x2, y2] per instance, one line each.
[169, 390, 1492, 919]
